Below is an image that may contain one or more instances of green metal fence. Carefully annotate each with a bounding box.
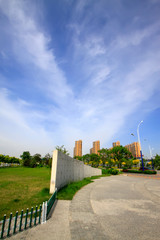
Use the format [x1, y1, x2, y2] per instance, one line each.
[47, 189, 57, 217]
[0, 205, 42, 239]
[0, 189, 57, 239]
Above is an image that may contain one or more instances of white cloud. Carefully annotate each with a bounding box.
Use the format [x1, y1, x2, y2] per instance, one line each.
[0, 0, 73, 103]
[114, 22, 160, 48]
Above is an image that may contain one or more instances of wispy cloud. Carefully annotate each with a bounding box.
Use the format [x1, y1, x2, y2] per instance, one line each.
[0, 0, 73, 103]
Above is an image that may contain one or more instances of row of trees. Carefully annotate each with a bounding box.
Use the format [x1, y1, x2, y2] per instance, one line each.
[75, 146, 160, 169]
[1, 145, 160, 169]
[0, 146, 69, 168]
[0, 154, 20, 164]
[20, 152, 52, 168]
[74, 146, 133, 168]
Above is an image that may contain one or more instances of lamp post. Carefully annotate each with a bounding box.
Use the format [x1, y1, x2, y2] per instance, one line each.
[137, 120, 144, 171]
[144, 139, 154, 170]
[149, 145, 154, 170]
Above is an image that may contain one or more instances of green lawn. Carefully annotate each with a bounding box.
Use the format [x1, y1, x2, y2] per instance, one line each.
[0, 167, 51, 219]
[0, 167, 111, 220]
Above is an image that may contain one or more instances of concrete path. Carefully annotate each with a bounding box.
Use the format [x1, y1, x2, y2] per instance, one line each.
[10, 175, 160, 240]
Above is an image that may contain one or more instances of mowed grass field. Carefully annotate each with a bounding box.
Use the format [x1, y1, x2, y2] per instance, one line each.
[0, 167, 51, 220]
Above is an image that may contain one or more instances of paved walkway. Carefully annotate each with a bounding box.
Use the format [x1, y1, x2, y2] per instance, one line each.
[10, 174, 160, 240]
[127, 170, 160, 180]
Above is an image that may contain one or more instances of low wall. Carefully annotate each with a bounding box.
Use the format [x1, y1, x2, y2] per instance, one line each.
[50, 150, 101, 193]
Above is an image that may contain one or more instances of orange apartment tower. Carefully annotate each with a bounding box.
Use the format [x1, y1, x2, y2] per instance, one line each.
[125, 142, 141, 158]
[73, 140, 82, 157]
[112, 141, 120, 148]
[90, 141, 100, 155]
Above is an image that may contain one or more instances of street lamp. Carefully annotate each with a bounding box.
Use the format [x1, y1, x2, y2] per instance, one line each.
[137, 120, 144, 171]
[149, 145, 154, 170]
[144, 139, 154, 170]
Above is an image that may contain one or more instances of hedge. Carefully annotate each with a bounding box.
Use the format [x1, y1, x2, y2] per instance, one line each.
[122, 169, 157, 174]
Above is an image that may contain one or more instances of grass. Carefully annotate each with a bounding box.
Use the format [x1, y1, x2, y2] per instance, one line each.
[0, 167, 111, 219]
[0, 167, 51, 219]
[57, 174, 110, 200]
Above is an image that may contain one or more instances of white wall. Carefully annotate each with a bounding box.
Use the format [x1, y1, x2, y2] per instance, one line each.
[50, 150, 102, 193]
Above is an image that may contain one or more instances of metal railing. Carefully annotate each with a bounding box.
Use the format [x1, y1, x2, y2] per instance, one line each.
[0, 189, 57, 239]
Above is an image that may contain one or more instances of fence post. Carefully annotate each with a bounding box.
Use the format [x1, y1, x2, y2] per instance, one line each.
[7, 213, 12, 237]
[45, 201, 48, 219]
[39, 205, 42, 224]
[29, 207, 33, 228]
[1, 215, 6, 239]
[24, 208, 29, 229]
[41, 201, 47, 224]
[34, 206, 38, 226]
[19, 210, 23, 232]
[13, 211, 18, 234]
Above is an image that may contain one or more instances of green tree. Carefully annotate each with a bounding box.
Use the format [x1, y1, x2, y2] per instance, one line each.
[82, 153, 100, 167]
[98, 148, 111, 167]
[56, 145, 70, 156]
[43, 153, 52, 167]
[81, 154, 90, 164]
[110, 146, 132, 168]
[153, 154, 160, 168]
[0, 154, 5, 162]
[122, 158, 133, 169]
[30, 154, 42, 167]
[20, 151, 31, 167]
[74, 156, 83, 161]
[90, 153, 100, 167]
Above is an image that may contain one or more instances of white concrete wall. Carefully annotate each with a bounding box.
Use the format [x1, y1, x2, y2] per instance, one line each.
[50, 150, 101, 193]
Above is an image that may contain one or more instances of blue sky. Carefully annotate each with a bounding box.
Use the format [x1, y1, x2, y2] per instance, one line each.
[0, 0, 160, 158]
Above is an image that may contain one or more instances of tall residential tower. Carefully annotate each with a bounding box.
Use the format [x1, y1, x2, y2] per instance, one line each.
[125, 142, 141, 158]
[112, 141, 120, 147]
[73, 140, 82, 157]
[90, 141, 100, 155]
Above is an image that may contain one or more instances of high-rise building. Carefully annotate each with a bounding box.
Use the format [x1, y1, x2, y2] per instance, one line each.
[91, 141, 100, 155]
[112, 141, 120, 148]
[90, 148, 93, 154]
[74, 140, 82, 157]
[125, 142, 140, 158]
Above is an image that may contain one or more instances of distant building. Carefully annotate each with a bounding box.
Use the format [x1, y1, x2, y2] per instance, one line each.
[91, 141, 100, 155]
[125, 142, 141, 158]
[112, 141, 120, 148]
[74, 140, 82, 157]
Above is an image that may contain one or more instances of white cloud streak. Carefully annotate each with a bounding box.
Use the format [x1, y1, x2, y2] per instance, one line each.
[0, 0, 73, 103]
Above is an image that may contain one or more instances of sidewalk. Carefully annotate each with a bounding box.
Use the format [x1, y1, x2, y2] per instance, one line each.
[10, 200, 71, 240]
[10, 175, 160, 240]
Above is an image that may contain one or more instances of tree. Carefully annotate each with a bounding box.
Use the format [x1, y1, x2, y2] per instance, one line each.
[82, 153, 100, 167]
[74, 156, 83, 161]
[153, 154, 160, 168]
[98, 148, 111, 167]
[82, 154, 90, 164]
[55, 145, 70, 156]
[0, 154, 5, 162]
[43, 153, 52, 168]
[110, 146, 133, 168]
[20, 151, 31, 167]
[123, 158, 133, 169]
[89, 153, 100, 167]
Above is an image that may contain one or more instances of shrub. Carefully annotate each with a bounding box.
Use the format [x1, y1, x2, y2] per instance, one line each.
[122, 169, 157, 174]
[111, 169, 119, 175]
[143, 170, 157, 174]
[122, 167, 128, 172]
[102, 168, 119, 175]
